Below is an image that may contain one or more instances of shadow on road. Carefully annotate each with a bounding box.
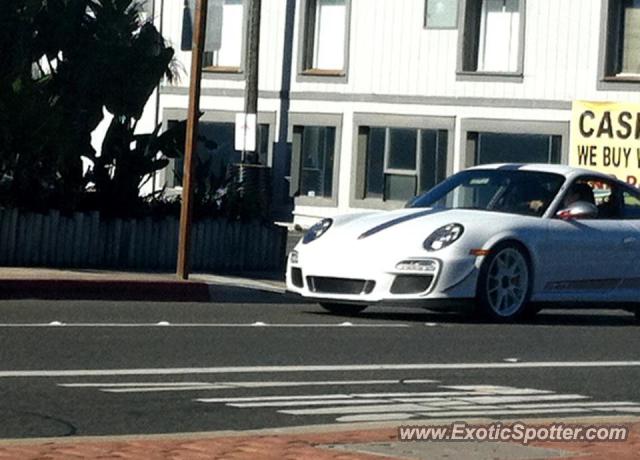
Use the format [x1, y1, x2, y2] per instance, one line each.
[209, 286, 310, 305]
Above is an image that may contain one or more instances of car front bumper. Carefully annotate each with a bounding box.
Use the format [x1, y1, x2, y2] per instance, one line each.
[285, 249, 480, 305]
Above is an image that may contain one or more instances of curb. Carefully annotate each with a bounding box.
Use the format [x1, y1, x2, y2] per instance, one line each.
[0, 279, 211, 302]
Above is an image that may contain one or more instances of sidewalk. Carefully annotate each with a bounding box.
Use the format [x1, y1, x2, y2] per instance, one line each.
[0, 417, 637, 459]
[0, 267, 286, 302]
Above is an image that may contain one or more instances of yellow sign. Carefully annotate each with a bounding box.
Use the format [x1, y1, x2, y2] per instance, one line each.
[570, 100, 640, 185]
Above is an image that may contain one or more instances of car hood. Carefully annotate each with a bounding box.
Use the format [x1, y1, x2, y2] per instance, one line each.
[302, 207, 532, 254]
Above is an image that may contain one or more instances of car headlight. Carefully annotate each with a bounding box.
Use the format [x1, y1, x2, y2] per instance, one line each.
[423, 223, 464, 251]
[302, 218, 333, 244]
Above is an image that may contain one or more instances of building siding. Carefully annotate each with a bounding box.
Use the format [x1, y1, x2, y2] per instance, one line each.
[146, 0, 640, 227]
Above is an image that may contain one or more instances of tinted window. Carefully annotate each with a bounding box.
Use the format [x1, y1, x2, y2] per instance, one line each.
[409, 169, 565, 217]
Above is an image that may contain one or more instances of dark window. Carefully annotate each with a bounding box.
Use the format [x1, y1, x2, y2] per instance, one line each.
[473, 132, 561, 165]
[173, 121, 269, 190]
[359, 126, 448, 202]
[295, 125, 336, 198]
[622, 188, 640, 218]
[364, 128, 385, 198]
[410, 169, 565, 217]
[387, 128, 417, 170]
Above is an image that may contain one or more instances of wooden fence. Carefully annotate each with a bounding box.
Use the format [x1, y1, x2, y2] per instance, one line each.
[0, 209, 287, 272]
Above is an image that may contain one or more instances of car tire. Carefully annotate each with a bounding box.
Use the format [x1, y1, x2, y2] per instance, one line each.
[635, 308, 640, 324]
[475, 242, 533, 322]
[319, 303, 367, 315]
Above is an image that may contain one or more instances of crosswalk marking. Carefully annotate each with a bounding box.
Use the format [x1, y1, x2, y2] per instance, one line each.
[277, 395, 589, 416]
[195, 382, 640, 423]
[197, 394, 352, 403]
[56, 377, 640, 424]
[229, 399, 389, 408]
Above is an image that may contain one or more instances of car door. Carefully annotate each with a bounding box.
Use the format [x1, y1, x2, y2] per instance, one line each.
[539, 177, 635, 299]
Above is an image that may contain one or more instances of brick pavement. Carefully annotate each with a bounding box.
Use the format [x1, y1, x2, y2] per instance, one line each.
[0, 420, 636, 460]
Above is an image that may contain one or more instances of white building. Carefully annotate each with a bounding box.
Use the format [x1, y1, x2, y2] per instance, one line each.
[140, 0, 640, 227]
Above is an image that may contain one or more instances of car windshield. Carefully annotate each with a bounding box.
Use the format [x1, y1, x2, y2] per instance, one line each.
[408, 169, 566, 217]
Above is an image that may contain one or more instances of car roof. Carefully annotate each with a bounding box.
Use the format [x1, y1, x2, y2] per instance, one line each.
[466, 163, 611, 179]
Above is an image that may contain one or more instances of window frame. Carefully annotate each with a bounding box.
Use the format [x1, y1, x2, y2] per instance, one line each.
[288, 113, 343, 207]
[296, 0, 352, 83]
[351, 114, 455, 210]
[598, 0, 640, 90]
[456, 0, 526, 82]
[162, 108, 276, 189]
[424, 0, 460, 30]
[459, 119, 569, 170]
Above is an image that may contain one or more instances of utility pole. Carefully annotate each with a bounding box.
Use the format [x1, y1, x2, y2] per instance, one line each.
[241, 0, 261, 163]
[177, 0, 208, 280]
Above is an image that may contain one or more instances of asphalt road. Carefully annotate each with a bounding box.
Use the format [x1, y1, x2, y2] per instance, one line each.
[0, 288, 638, 439]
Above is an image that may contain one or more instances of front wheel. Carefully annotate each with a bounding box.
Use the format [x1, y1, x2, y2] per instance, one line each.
[320, 303, 367, 315]
[476, 242, 533, 322]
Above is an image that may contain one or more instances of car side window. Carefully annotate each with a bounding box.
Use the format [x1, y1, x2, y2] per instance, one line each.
[559, 178, 623, 220]
[622, 188, 640, 220]
[592, 180, 623, 220]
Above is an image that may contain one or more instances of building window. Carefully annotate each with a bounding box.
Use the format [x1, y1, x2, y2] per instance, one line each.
[172, 121, 269, 190]
[181, 0, 244, 72]
[470, 132, 561, 165]
[459, 0, 524, 75]
[425, 0, 458, 29]
[299, 0, 350, 76]
[359, 127, 448, 202]
[602, 0, 640, 78]
[292, 126, 336, 198]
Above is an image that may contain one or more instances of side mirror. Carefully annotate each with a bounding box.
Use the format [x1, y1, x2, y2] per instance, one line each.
[556, 201, 598, 220]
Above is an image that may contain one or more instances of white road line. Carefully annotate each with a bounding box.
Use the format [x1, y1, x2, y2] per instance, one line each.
[229, 399, 389, 408]
[196, 389, 551, 405]
[281, 403, 438, 415]
[0, 323, 408, 328]
[197, 394, 351, 403]
[73, 379, 435, 393]
[455, 394, 589, 404]
[214, 392, 567, 407]
[102, 385, 229, 393]
[59, 382, 214, 388]
[356, 389, 552, 398]
[100, 379, 423, 393]
[605, 407, 640, 413]
[278, 395, 589, 416]
[442, 385, 549, 394]
[2, 361, 640, 378]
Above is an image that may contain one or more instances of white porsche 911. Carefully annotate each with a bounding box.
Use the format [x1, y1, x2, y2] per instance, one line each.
[286, 164, 640, 321]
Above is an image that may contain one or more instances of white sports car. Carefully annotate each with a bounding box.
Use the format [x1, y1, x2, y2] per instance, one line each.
[286, 164, 640, 321]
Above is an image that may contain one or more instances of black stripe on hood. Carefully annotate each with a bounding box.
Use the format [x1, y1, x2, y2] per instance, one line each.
[357, 209, 444, 240]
